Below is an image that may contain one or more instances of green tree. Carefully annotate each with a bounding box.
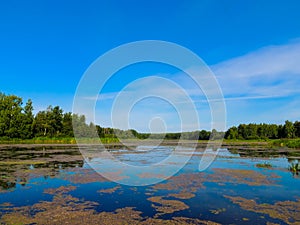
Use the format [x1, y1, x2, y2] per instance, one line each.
[225, 126, 238, 139]
[61, 112, 74, 137]
[96, 125, 104, 138]
[34, 111, 50, 137]
[0, 94, 23, 138]
[294, 121, 300, 138]
[267, 124, 279, 139]
[48, 106, 63, 136]
[72, 114, 95, 138]
[237, 124, 246, 139]
[199, 130, 210, 140]
[20, 99, 34, 139]
[283, 120, 295, 138]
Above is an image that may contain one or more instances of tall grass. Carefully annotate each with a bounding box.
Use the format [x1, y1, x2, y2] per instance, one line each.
[0, 137, 120, 145]
[271, 139, 300, 148]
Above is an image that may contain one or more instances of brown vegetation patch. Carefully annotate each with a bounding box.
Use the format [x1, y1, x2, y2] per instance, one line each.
[0, 192, 219, 225]
[1, 193, 99, 225]
[168, 192, 196, 200]
[98, 185, 121, 194]
[44, 185, 77, 195]
[60, 169, 108, 184]
[61, 168, 129, 184]
[224, 195, 300, 225]
[210, 168, 281, 186]
[0, 203, 13, 207]
[152, 173, 205, 194]
[142, 217, 221, 225]
[0, 150, 83, 191]
[100, 171, 129, 181]
[152, 168, 280, 196]
[209, 208, 226, 215]
[147, 196, 189, 217]
[138, 172, 168, 179]
[150, 168, 281, 206]
[0, 202, 13, 211]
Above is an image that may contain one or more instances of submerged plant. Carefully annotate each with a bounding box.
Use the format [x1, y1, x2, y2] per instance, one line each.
[289, 161, 300, 176]
[256, 162, 272, 168]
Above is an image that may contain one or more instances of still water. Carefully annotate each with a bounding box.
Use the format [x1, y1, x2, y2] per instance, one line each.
[0, 144, 299, 224]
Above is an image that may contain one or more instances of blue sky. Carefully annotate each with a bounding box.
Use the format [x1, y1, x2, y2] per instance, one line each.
[1, 0, 300, 132]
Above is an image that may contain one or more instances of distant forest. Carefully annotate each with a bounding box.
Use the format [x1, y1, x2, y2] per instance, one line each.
[1, 93, 300, 140]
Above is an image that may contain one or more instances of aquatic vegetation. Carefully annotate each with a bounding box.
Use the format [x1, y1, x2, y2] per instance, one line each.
[0, 202, 13, 207]
[152, 168, 280, 197]
[0, 161, 79, 191]
[0, 145, 299, 224]
[168, 192, 195, 200]
[0, 160, 47, 165]
[0, 146, 84, 191]
[60, 169, 128, 184]
[209, 208, 226, 215]
[60, 168, 108, 184]
[0, 192, 217, 225]
[1, 191, 99, 225]
[0, 202, 13, 211]
[209, 168, 281, 186]
[289, 161, 300, 175]
[138, 172, 168, 179]
[147, 196, 189, 217]
[98, 185, 121, 194]
[152, 173, 205, 194]
[224, 195, 300, 225]
[256, 162, 273, 168]
[44, 185, 77, 195]
[272, 139, 300, 149]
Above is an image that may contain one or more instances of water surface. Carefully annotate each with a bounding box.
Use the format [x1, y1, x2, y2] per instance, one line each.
[0, 145, 299, 224]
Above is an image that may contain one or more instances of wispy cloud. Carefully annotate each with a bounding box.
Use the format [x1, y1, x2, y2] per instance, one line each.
[207, 39, 300, 126]
[81, 92, 121, 101]
[92, 39, 300, 131]
[212, 39, 300, 100]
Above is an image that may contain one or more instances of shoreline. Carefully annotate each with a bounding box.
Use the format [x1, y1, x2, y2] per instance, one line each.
[0, 139, 283, 149]
[0, 139, 299, 151]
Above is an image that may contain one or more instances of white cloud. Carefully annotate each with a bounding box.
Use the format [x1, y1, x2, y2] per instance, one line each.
[92, 39, 300, 131]
[81, 91, 121, 101]
[212, 39, 300, 99]
[85, 39, 300, 104]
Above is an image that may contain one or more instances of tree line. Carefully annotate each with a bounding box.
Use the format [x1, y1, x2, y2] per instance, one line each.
[0, 93, 88, 139]
[1, 93, 300, 140]
[225, 121, 300, 140]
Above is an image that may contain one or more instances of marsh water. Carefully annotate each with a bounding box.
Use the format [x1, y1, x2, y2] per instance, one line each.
[0, 144, 299, 224]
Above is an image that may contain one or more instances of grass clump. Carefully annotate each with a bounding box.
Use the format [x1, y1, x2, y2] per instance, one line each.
[256, 162, 273, 168]
[271, 139, 300, 149]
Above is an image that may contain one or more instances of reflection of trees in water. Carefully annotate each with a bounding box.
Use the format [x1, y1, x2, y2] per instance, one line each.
[227, 148, 300, 177]
[0, 146, 81, 160]
[0, 146, 85, 190]
[228, 147, 300, 158]
[0, 160, 84, 190]
[0, 180, 16, 190]
[33, 160, 84, 169]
